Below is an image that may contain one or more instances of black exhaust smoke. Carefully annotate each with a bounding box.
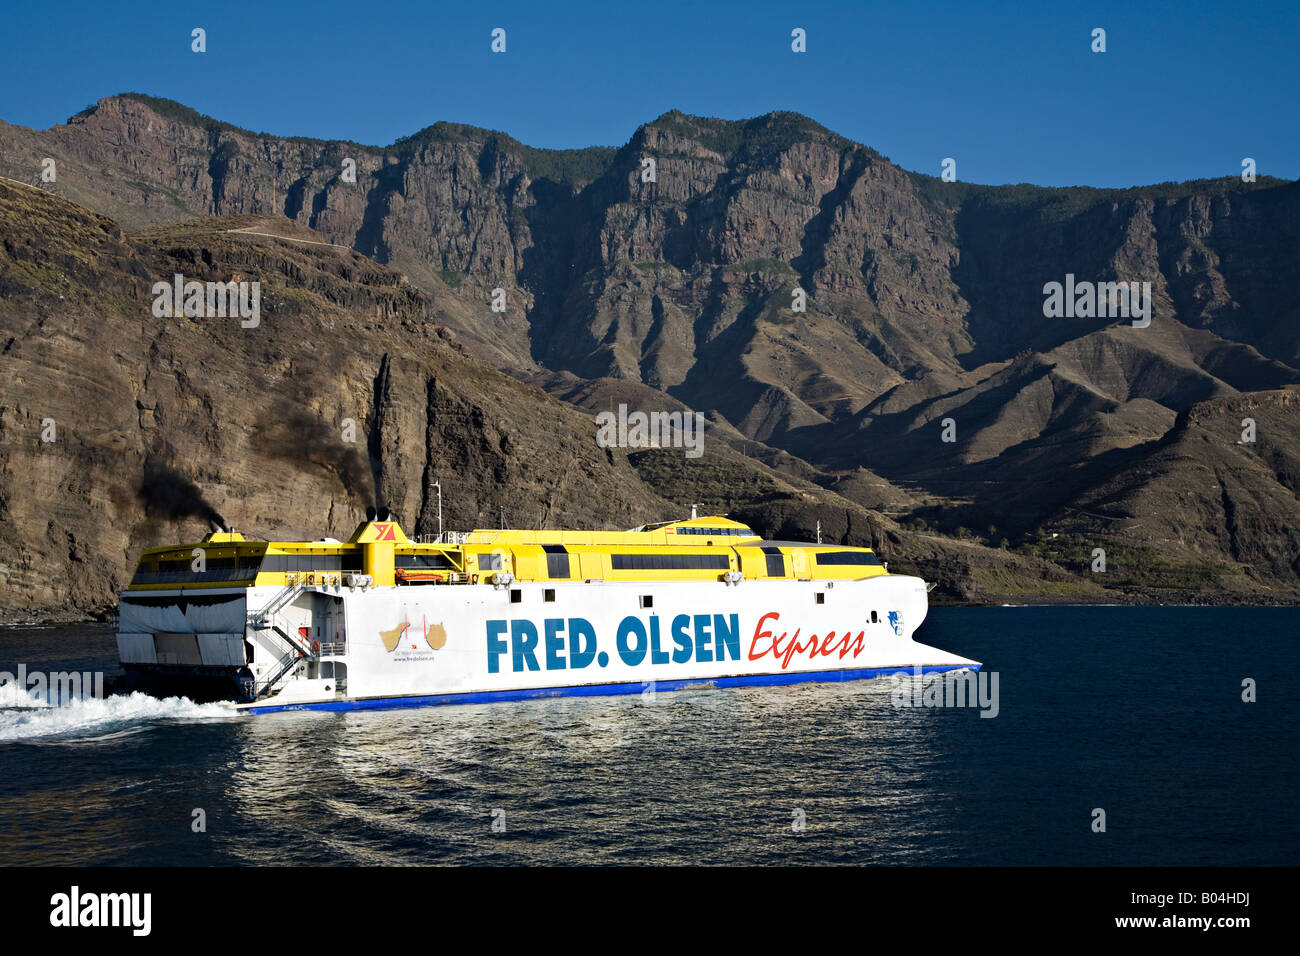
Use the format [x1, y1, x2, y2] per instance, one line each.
[252, 408, 376, 508]
[139, 461, 228, 530]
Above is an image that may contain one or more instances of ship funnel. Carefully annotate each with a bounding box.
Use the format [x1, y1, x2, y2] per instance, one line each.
[347, 518, 408, 586]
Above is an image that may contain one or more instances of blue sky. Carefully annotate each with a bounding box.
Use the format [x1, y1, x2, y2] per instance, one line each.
[1, 0, 1295, 187]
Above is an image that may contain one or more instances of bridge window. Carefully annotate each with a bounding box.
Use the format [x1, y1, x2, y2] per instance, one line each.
[130, 555, 260, 585]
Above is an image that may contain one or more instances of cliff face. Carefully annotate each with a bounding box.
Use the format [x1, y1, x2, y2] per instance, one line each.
[2, 94, 1299, 611]
[6, 98, 1295, 383]
[0, 185, 676, 615]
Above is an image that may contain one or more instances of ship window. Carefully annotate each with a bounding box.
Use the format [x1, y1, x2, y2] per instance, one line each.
[544, 589, 555, 603]
[674, 526, 751, 536]
[396, 552, 456, 570]
[543, 546, 571, 579]
[479, 552, 504, 571]
[640, 595, 653, 609]
[815, 592, 825, 604]
[760, 545, 787, 577]
[510, 589, 522, 604]
[611, 553, 729, 571]
[814, 551, 883, 566]
[257, 553, 360, 574]
[130, 554, 256, 585]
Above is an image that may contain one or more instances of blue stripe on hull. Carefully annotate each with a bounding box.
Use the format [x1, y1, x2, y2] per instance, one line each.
[244, 662, 982, 715]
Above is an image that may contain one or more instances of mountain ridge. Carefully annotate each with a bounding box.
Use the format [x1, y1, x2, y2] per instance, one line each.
[2, 93, 1298, 612]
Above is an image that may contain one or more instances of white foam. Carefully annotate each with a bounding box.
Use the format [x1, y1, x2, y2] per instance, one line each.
[0, 682, 51, 709]
[0, 689, 237, 742]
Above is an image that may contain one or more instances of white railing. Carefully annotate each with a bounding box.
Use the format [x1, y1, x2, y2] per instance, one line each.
[285, 571, 345, 587]
[413, 531, 499, 545]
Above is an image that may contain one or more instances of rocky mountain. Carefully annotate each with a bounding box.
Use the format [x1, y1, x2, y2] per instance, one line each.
[0, 181, 1095, 618]
[0, 184, 676, 615]
[1, 94, 1298, 614]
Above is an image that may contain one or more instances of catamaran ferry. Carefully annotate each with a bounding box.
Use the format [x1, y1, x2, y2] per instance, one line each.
[114, 513, 979, 714]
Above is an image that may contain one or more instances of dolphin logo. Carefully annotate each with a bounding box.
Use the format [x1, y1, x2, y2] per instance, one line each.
[887, 611, 904, 636]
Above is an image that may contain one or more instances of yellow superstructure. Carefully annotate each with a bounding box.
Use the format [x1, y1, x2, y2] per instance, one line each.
[125, 515, 890, 591]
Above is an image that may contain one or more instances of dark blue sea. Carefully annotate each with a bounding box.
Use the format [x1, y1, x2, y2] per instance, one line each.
[0, 607, 1295, 865]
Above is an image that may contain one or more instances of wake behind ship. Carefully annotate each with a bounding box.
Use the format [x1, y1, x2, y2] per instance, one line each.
[114, 514, 979, 714]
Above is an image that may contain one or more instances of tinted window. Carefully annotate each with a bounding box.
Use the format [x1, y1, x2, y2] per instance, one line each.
[396, 553, 455, 570]
[130, 554, 259, 585]
[611, 554, 729, 570]
[814, 551, 882, 566]
[257, 552, 363, 573]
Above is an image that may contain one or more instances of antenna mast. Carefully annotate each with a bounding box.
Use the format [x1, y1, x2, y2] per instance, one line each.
[433, 480, 443, 540]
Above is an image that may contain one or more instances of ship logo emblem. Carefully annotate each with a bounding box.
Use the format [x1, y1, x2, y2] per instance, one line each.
[379, 619, 447, 653]
[888, 611, 904, 636]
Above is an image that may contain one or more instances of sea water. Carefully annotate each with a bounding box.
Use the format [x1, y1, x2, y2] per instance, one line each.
[0, 608, 1294, 865]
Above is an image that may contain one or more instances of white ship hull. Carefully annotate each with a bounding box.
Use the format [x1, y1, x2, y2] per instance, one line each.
[192, 573, 979, 713]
